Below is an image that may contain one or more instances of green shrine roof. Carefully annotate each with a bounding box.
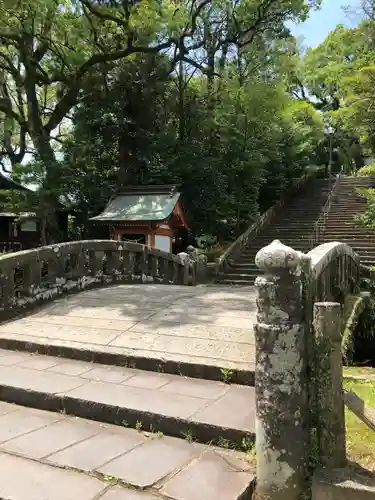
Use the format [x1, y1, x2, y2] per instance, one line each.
[90, 185, 181, 223]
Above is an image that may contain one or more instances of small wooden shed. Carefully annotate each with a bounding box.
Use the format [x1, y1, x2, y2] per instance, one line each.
[89, 185, 189, 253]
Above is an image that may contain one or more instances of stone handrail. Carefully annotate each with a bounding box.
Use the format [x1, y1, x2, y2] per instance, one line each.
[307, 241, 360, 303]
[215, 170, 315, 276]
[0, 240, 193, 320]
[309, 167, 344, 248]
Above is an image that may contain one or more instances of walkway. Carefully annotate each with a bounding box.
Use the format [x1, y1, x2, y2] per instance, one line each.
[0, 284, 257, 499]
[0, 284, 257, 382]
[0, 402, 255, 500]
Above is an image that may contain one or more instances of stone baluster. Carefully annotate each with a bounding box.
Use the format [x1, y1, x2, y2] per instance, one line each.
[22, 253, 42, 295]
[313, 302, 346, 468]
[140, 246, 149, 278]
[88, 250, 102, 278]
[254, 240, 310, 500]
[162, 259, 170, 284]
[105, 249, 121, 278]
[177, 252, 190, 285]
[0, 263, 15, 306]
[149, 254, 158, 282]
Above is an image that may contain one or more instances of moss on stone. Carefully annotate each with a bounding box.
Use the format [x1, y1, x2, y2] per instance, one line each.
[342, 294, 366, 365]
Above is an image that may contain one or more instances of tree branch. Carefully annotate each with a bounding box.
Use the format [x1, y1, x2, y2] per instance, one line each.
[45, 38, 174, 133]
[0, 86, 24, 125]
[80, 0, 127, 27]
[183, 0, 212, 38]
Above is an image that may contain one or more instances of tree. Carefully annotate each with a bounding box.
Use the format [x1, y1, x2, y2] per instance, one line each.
[291, 23, 373, 172]
[0, 0, 320, 168]
[0, 0, 324, 243]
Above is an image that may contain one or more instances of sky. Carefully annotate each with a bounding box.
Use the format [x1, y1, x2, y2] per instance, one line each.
[288, 0, 364, 48]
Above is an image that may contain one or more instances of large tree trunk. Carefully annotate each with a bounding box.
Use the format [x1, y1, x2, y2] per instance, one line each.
[23, 59, 61, 245]
[178, 59, 186, 143]
[29, 132, 61, 245]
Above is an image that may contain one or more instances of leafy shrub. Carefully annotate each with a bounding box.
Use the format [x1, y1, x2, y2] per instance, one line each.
[203, 242, 232, 262]
[357, 163, 375, 176]
[355, 188, 375, 228]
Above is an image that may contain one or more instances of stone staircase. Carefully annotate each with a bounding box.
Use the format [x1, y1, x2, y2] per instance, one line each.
[217, 178, 331, 285]
[320, 176, 375, 267]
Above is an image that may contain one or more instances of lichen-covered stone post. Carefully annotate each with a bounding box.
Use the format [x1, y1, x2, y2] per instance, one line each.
[254, 240, 310, 500]
[313, 302, 346, 468]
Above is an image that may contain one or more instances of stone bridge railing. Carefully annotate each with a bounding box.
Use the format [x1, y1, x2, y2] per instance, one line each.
[0, 240, 194, 320]
[308, 241, 360, 303]
[253, 239, 361, 500]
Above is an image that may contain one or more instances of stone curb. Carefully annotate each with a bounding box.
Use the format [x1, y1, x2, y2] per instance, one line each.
[0, 384, 255, 448]
[312, 467, 375, 500]
[0, 337, 255, 386]
[343, 374, 375, 381]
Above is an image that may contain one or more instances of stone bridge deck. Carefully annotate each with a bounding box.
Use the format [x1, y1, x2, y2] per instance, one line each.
[0, 284, 257, 384]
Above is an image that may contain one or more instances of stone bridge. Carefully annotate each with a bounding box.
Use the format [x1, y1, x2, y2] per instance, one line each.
[0, 238, 364, 384]
[0, 240, 257, 383]
[0, 238, 369, 500]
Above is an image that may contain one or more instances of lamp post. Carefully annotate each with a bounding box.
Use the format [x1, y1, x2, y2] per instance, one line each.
[327, 125, 334, 192]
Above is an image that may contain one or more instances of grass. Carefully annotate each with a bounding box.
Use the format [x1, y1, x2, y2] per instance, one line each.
[344, 375, 375, 470]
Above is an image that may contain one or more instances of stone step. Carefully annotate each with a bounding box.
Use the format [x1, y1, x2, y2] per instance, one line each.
[218, 279, 256, 286]
[324, 222, 368, 226]
[219, 274, 258, 281]
[343, 247, 375, 253]
[323, 226, 369, 231]
[322, 233, 375, 238]
[322, 235, 375, 241]
[330, 202, 366, 206]
[0, 285, 257, 386]
[234, 261, 258, 266]
[243, 244, 312, 252]
[360, 260, 375, 266]
[322, 225, 374, 230]
[0, 403, 255, 500]
[327, 208, 365, 212]
[327, 211, 366, 215]
[253, 235, 313, 241]
[272, 215, 323, 220]
[260, 226, 318, 231]
[323, 230, 373, 234]
[348, 242, 375, 247]
[229, 267, 258, 273]
[222, 268, 258, 275]
[230, 262, 258, 268]
[241, 246, 312, 256]
[254, 235, 312, 242]
[0, 349, 255, 446]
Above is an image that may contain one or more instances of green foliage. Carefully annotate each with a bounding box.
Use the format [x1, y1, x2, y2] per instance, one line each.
[356, 297, 375, 339]
[0, 0, 326, 242]
[355, 188, 375, 228]
[357, 163, 375, 176]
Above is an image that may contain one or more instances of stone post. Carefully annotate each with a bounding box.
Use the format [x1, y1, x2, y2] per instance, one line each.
[177, 252, 191, 285]
[254, 240, 310, 500]
[313, 302, 346, 468]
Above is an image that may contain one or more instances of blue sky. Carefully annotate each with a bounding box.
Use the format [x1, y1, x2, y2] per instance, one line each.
[288, 0, 363, 48]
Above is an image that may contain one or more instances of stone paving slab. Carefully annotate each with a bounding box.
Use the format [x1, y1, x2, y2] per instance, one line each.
[0, 284, 256, 384]
[0, 402, 255, 500]
[0, 348, 255, 445]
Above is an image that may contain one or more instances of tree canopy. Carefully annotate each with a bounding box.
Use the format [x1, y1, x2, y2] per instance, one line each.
[0, 0, 332, 242]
